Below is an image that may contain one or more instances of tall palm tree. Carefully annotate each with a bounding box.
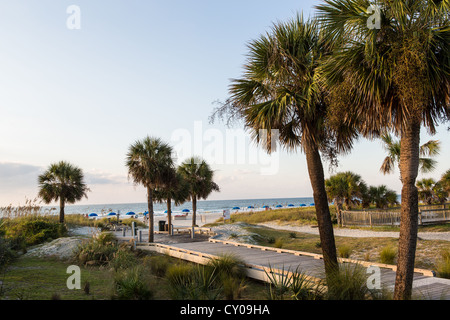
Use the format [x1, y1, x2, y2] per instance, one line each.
[211, 15, 358, 275]
[126, 136, 174, 243]
[325, 171, 366, 226]
[153, 169, 190, 235]
[317, 0, 449, 299]
[380, 133, 441, 175]
[38, 161, 89, 223]
[178, 157, 219, 236]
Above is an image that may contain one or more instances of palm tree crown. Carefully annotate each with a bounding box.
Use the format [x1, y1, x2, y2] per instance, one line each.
[380, 133, 441, 175]
[38, 161, 89, 223]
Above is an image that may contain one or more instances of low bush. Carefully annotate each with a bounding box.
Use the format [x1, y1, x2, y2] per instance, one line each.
[0, 216, 67, 250]
[338, 245, 353, 259]
[436, 249, 450, 279]
[379, 246, 397, 265]
[112, 266, 153, 300]
[73, 232, 119, 267]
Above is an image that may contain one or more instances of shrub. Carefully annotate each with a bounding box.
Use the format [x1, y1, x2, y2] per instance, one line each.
[112, 266, 153, 300]
[110, 246, 138, 272]
[166, 263, 222, 300]
[74, 232, 119, 266]
[325, 263, 370, 300]
[436, 249, 450, 279]
[379, 246, 397, 265]
[207, 254, 247, 300]
[265, 265, 322, 300]
[144, 255, 171, 278]
[274, 238, 284, 249]
[338, 245, 353, 259]
[0, 216, 67, 249]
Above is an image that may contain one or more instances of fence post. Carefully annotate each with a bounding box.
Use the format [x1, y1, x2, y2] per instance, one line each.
[418, 213, 423, 226]
[369, 212, 372, 228]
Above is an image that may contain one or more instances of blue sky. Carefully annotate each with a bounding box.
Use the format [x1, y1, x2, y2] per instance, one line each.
[0, 1, 448, 206]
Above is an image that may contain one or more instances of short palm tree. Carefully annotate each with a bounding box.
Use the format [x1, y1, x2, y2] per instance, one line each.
[38, 161, 89, 223]
[440, 170, 450, 198]
[153, 169, 190, 235]
[416, 178, 437, 205]
[317, 0, 450, 300]
[178, 157, 219, 235]
[126, 136, 174, 243]
[369, 185, 399, 209]
[325, 171, 366, 226]
[380, 133, 440, 175]
[211, 15, 358, 275]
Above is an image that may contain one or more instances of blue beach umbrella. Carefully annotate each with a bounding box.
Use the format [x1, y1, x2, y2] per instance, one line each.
[126, 212, 136, 216]
[89, 213, 98, 217]
[276, 205, 283, 208]
[232, 207, 240, 210]
[182, 209, 190, 213]
[288, 204, 295, 207]
[263, 205, 270, 209]
[248, 206, 254, 209]
[143, 211, 149, 216]
[108, 212, 117, 216]
[300, 204, 307, 207]
[310, 203, 315, 206]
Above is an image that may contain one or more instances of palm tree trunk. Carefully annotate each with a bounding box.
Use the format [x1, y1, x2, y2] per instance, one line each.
[304, 139, 338, 275]
[394, 119, 421, 300]
[167, 196, 172, 236]
[59, 197, 65, 224]
[191, 196, 197, 239]
[147, 187, 154, 243]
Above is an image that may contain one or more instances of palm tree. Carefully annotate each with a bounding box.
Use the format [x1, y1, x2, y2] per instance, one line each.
[380, 133, 440, 175]
[440, 170, 450, 198]
[153, 169, 190, 235]
[211, 15, 358, 275]
[178, 157, 219, 236]
[325, 171, 366, 226]
[416, 178, 436, 205]
[317, 0, 449, 300]
[38, 161, 89, 223]
[369, 185, 399, 209]
[126, 136, 174, 243]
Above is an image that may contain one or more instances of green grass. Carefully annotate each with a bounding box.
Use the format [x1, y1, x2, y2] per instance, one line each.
[0, 256, 113, 300]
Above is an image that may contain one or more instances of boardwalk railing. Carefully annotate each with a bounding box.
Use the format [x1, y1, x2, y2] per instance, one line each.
[342, 203, 450, 227]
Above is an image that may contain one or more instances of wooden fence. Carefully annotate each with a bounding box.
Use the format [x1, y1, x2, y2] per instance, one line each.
[342, 203, 450, 227]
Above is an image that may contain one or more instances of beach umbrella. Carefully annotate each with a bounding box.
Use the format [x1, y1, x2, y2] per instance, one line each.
[126, 212, 136, 216]
[232, 207, 240, 210]
[300, 204, 307, 207]
[143, 211, 149, 216]
[164, 210, 168, 214]
[288, 204, 295, 207]
[263, 205, 269, 209]
[276, 205, 283, 208]
[248, 206, 254, 209]
[310, 203, 315, 206]
[108, 212, 117, 216]
[182, 209, 190, 213]
[89, 213, 98, 217]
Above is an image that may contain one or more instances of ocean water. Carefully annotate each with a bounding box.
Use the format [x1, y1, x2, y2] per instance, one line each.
[57, 197, 316, 217]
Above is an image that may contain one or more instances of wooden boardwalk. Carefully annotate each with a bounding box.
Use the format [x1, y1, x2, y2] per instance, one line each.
[115, 229, 450, 300]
